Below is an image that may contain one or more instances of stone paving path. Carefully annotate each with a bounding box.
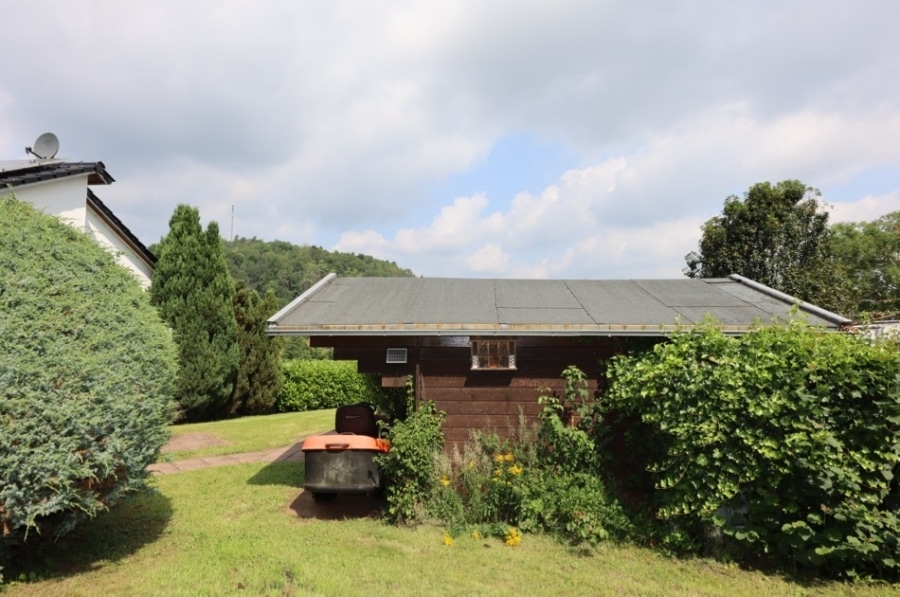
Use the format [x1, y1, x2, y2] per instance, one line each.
[148, 439, 306, 475]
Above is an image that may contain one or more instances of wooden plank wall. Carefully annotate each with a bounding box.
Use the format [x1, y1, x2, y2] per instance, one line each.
[317, 336, 624, 450]
[422, 339, 618, 449]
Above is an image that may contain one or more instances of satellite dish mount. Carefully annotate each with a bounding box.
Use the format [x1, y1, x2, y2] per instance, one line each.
[26, 132, 60, 160]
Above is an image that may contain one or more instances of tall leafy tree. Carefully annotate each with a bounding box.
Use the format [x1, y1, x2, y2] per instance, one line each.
[684, 180, 848, 314]
[228, 283, 284, 416]
[831, 211, 900, 319]
[151, 205, 238, 421]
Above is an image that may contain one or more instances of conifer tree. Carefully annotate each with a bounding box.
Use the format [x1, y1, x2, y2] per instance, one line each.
[151, 205, 238, 421]
[228, 283, 284, 416]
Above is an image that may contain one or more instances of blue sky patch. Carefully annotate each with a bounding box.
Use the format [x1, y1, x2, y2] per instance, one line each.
[428, 133, 578, 209]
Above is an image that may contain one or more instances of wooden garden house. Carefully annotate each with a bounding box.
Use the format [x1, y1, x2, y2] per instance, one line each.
[268, 274, 850, 447]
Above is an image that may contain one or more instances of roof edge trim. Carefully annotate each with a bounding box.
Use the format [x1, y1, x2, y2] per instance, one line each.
[268, 272, 337, 326]
[728, 274, 851, 325]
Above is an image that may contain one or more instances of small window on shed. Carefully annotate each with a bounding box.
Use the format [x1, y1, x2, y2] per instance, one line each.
[386, 348, 407, 364]
[471, 339, 516, 370]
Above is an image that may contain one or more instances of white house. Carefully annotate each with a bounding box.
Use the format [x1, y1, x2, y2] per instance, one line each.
[0, 157, 155, 288]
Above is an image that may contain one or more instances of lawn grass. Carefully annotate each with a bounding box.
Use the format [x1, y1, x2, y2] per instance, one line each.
[161, 409, 335, 461]
[5, 462, 896, 596]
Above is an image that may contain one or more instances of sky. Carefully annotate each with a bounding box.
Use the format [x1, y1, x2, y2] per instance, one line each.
[2, 0, 899, 279]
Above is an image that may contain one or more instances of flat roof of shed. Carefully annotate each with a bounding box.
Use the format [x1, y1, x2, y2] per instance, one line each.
[268, 274, 851, 337]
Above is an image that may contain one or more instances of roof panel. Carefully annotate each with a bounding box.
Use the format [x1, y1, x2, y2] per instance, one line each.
[268, 275, 849, 335]
[566, 280, 680, 325]
[712, 281, 840, 326]
[498, 307, 595, 325]
[407, 279, 497, 323]
[674, 305, 774, 325]
[307, 277, 421, 325]
[635, 279, 747, 307]
[495, 279, 581, 309]
[0, 161, 113, 187]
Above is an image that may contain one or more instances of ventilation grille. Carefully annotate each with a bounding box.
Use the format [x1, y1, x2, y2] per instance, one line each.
[386, 348, 407, 364]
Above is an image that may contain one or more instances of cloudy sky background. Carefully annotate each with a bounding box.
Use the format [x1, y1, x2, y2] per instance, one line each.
[2, 1, 899, 279]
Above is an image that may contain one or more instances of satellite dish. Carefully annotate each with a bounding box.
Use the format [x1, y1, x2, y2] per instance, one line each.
[26, 132, 60, 159]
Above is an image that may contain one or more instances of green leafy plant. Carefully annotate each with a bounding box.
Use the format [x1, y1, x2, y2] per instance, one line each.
[422, 381, 635, 548]
[606, 319, 900, 579]
[377, 381, 445, 525]
[537, 365, 604, 474]
[0, 196, 177, 565]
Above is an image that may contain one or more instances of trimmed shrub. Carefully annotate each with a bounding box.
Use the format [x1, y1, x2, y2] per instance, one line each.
[0, 196, 177, 562]
[275, 359, 383, 412]
[606, 319, 900, 579]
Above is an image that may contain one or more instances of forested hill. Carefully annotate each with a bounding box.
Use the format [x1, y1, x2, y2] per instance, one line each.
[223, 236, 415, 307]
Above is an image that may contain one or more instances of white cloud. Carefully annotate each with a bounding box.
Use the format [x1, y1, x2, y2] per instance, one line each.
[827, 191, 900, 224]
[466, 243, 510, 273]
[2, 1, 899, 282]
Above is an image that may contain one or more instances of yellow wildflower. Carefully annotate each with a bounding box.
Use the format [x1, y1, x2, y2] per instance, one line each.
[439, 475, 451, 487]
[471, 530, 482, 540]
[443, 534, 454, 546]
[504, 453, 515, 462]
[494, 453, 505, 463]
[509, 464, 523, 476]
[504, 527, 522, 547]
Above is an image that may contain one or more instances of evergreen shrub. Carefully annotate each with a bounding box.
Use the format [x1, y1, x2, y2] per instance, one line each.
[228, 283, 283, 416]
[0, 196, 177, 563]
[150, 205, 237, 422]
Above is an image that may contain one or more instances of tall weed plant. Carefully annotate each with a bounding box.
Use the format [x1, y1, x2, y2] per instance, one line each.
[377, 380, 445, 524]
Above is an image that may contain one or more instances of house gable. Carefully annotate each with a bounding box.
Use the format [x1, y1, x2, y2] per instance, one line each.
[0, 159, 155, 289]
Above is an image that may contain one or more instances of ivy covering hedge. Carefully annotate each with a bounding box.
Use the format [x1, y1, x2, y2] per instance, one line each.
[606, 319, 900, 580]
[0, 197, 177, 561]
[275, 359, 383, 412]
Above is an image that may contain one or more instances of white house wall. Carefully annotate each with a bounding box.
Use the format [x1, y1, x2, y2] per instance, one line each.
[5, 175, 88, 227]
[85, 208, 153, 289]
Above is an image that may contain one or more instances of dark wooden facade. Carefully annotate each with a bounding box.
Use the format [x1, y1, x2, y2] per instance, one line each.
[312, 335, 624, 448]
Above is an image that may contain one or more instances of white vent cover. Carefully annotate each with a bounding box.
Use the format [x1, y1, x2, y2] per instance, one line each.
[386, 348, 407, 364]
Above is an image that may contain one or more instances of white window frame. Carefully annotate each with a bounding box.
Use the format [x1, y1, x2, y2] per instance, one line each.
[386, 348, 408, 364]
[470, 339, 516, 370]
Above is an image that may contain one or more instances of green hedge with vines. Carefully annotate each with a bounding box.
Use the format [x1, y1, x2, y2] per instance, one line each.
[606, 319, 900, 580]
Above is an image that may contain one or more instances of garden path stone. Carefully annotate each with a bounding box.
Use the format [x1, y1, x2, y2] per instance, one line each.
[160, 432, 231, 453]
[148, 439, 306, 475]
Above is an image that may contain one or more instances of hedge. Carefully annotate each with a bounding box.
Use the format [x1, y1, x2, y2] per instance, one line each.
[606, 319, 900, 580]
[275, 359, 383, 412]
